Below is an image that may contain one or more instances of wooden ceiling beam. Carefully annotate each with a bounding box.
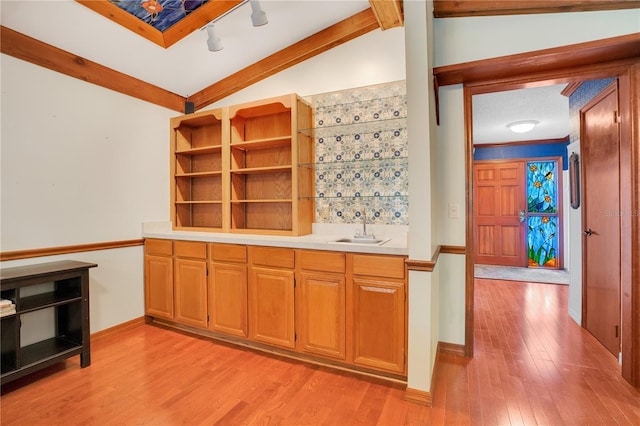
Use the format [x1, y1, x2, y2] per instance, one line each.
[369, 0, 404, 30]
[433, 33, 640, 87]
[0, 26, 186, 112]
[433, 0, 640, 18]
[187, 8, 381, 110]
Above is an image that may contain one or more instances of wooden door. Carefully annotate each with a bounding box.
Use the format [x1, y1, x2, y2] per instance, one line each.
[352, 278, 405, 374]
[144, 255, 174, 319]
[581, 82, 621, 357]
[473, 161, 527, 266]
[297, 272, 346, 360]
[248, 267, 295, 349]
[208, 263, 247, 337]
[174, 258, 208, 328]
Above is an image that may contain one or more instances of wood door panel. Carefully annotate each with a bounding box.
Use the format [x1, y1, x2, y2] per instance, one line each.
[248, 267, 295, 349]
[476, 186, 497, 216]
[352, 278, 405, 374]
[144, 255, 174, 319]
[209, 263, 247, 337]
[474, 161, 526, 266]
[500, 184, 520, 216]
[476, 225, 496, 256]
[500, 225, 521, 257]
[582, 82, 621, 357]
[174, 258, 208, 328]
[297, 272, 346, 360]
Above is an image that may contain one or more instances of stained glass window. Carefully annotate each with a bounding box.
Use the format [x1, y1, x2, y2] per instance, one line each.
[527, 161, 557, 213]
[527, 160, 559, 268]
[110, 0, 208, 32]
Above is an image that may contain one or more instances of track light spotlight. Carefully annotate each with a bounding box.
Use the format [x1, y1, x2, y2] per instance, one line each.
[249, 0, 268, 26]
[206, 24, 223, 52]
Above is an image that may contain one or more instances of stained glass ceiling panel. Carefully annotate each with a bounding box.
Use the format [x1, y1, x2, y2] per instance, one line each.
[110, 0, 209, 32]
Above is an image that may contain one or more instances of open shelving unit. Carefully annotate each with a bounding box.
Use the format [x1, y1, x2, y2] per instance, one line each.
[171, 109, 227, 231]
[0, 261, 96, 385]
[169, 94, 314, 236]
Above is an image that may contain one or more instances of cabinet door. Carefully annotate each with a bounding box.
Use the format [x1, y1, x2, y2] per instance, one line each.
[249, 267, 295, 349]
[352, 278, 405, 374]
[297, 272, 345, 360]
[209, 263, 247, 337]
[174, 258, 208, 328]
[144, 255, 174, 319]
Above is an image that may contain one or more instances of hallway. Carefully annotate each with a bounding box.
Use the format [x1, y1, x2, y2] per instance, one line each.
[432, 279, 639, 424]
[1, 279, 639, 425]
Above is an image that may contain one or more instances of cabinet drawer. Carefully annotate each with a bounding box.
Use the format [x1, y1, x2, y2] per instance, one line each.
[174, 241, 207, 259]
[250, 246, 294, 269]
[211, 243, 247, 263]
[299, 250, 345, 273]
[352, 254, 405, 279]
[145, 239, 172, 256]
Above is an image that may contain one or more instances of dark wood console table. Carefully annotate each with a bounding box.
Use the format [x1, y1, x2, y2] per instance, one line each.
[1, 260, 97, 385]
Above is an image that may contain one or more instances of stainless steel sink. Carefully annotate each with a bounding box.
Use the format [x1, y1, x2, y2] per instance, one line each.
[331, 237, 389, 245]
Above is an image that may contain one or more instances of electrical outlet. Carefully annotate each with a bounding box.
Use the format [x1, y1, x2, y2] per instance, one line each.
[449, 202, 459, 218]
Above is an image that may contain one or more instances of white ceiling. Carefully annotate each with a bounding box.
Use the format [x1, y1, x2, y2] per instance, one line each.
[1, 1, 571, 143]
[0, 0, 371, 96]
[472, 84, 570, 144]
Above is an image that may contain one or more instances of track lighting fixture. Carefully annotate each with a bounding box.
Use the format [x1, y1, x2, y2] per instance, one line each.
[206, 24, 223, 52]
[203, 0, 268, 52]
[250, 0, 268, 26]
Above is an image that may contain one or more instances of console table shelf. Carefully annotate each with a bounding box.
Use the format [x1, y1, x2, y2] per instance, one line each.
[0, 260, 97, 385]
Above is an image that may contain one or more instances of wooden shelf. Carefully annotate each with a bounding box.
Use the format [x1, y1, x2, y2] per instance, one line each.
[21, 338, 83, 367]
[19, 293, 82, 313]
[0, 260, 96, 385]
[175, 145, 222, 155]
[232, 199, 293, 203]
[229, 136, 292, 150]
[175, 171, 223, 178]
[175, 200, 223, 205]
[170, 94, 313, 235]
[231, 166, 292, 175]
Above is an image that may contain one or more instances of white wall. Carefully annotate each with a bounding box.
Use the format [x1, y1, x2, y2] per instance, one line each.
[207, 26, 406, 108]
[0, 54, 175, 332]
[434, 10, 639, 343]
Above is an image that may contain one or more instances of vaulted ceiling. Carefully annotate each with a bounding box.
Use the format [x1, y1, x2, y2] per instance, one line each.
[1, 1, 637, 143]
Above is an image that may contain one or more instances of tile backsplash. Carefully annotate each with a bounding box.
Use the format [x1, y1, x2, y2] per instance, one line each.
[309, 81, 408, 225]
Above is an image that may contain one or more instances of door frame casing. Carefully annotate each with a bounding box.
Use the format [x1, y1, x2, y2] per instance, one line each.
[460, 59, 639, 387]
[579, 81, 622, 352]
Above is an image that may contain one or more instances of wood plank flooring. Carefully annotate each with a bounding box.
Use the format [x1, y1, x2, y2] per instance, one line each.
[2, 279, 639, 425]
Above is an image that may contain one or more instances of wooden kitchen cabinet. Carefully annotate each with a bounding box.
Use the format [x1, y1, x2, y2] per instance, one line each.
[143, 239, 408, 379]
[297, 250, 346, 360]
[144, 239, 174, 320]
[248, 246, 295, 349]
[350, 254, 406, 375]
[208, 243, 248, 337]
[174, 241, 208, 328]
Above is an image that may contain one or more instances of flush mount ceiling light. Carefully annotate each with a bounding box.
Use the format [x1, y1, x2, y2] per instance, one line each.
[202, 0, 268, 52]
[507, 120, 539, 134]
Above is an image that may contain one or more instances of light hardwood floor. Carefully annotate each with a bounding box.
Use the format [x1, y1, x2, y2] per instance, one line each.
[2, 279, 639, 425]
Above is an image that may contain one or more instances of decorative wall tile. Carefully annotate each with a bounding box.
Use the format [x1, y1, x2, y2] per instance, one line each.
[309, 82, 408, 225]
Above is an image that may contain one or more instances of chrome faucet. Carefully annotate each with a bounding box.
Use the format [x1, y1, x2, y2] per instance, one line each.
[355, 211, 375, 239]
